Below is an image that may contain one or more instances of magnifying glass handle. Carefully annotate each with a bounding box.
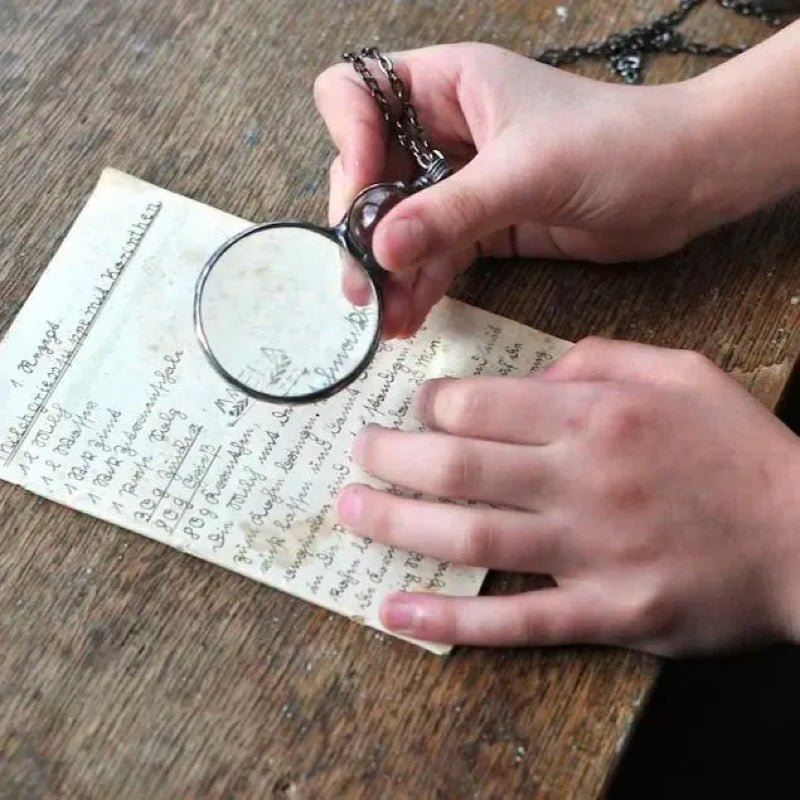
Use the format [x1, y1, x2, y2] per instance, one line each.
[340, 151, 452, 273]
[409, 151, 452, 191]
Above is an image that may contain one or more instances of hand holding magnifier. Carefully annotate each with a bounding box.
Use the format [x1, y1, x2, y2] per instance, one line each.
[194, 48, 450, 405]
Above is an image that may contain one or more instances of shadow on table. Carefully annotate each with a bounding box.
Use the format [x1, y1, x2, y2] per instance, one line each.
[608, 645, 800, 800]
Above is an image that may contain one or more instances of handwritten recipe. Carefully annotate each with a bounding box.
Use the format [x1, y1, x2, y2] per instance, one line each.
[0, 170, 570, 653]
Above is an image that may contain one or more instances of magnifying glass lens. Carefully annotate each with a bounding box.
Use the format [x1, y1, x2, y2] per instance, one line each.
[197, 225, 380, 402]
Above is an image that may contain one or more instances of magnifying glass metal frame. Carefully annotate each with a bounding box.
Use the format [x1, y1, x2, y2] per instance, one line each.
[193, 157, 449, 406]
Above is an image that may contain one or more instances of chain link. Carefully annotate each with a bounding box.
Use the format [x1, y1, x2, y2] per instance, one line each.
[343, 47, 440, 170]
[345, 0, 795, 164]
[537, 0, 789, 82]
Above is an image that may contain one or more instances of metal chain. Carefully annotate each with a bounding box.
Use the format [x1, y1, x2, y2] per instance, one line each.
[345, 0, 794, 165]
[537, 0, 788, 82]
[343, 46, 439, 170]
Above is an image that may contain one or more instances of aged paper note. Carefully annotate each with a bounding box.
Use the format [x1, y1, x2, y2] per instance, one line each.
[0, 169, 570, 653]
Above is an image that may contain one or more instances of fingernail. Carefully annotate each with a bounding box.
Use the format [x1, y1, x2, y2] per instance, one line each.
[352, 430, 366, 461]
[352, 423, 380, 462]
[381, 594, 420, 633]
[381, 217, 428, 265]
[336, 486, 362, 525]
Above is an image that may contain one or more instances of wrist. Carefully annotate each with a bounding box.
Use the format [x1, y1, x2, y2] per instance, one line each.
[681, 20, 800, 236]
[767, 440, 800, 645]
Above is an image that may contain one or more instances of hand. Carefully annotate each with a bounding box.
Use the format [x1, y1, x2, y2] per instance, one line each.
[314, 43, 718, 338]
[335, 338, 800, 655]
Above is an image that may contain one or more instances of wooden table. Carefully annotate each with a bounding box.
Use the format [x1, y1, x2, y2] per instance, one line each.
[1, 2, 798, 797]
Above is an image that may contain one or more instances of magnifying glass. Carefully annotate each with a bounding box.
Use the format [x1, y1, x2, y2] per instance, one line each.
[194, 158, 450, 405]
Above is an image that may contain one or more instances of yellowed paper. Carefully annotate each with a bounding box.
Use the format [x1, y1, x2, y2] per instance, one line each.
[0, 169, 570, 653]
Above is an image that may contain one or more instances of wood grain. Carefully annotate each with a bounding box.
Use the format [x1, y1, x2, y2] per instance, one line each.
[1, 2, 798, 798]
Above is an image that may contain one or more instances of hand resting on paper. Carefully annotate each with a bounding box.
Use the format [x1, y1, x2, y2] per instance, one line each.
[315, 24, 800, 338]
[322, 27, 800, 653]
[336, 339, 800, 655]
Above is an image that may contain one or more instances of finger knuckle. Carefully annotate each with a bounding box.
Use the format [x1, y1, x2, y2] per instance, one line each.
[364, 492, 393, 538]
[457, 514, 497, 566]
[594, 471, 650, 514]
[551, 336, 611, 379]
[589, 390, 648, 453]
[434, 444, 477, 497]
[563, 387, 597, 435]
[519, 605, 568, 645]
[438, 602, 462, 642]
[606, 528, 660, 566]
[447, 183, 489, 233]
[443, 384, 484, 432]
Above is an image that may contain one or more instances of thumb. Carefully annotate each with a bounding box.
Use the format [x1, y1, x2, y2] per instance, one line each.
[371, 144, 529, 271]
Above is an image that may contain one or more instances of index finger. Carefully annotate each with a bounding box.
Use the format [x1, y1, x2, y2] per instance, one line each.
[314, 63, 389, 209]
[415, 376, 599, 444]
